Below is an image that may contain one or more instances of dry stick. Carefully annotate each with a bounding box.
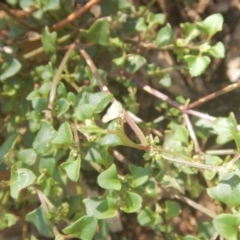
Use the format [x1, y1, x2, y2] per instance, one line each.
[47, 44, 75, 118]
[173, 193, 217, 218]
[51, 0, 101, 32]
[138, 81, 240, 130]
[183, 113, 201, 153]
[188, 81, 240, 109]
[77, 45, 147, 146]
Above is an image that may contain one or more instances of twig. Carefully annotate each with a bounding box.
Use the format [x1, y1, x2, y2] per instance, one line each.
[47, 43, 75, 119]
[173, 193, 217, 218]
[188, 81, 240, 109]
[51, 0, 101, 32]
[183, 113, 201, 153]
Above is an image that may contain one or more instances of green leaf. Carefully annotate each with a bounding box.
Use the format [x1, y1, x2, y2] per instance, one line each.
[0, 57, 22, 81]
[10, 165, 36, 199]
[120, 191, 142, 213]
[83, 198, 101, 216]
[25, 206, 54, 238]
[42, 0, 60, 12]
[184, 55, 211, 77]
[159, 74, 172, 87]
[137, 207, 161, 226]
[202, 154, 223, 180]
[181, 22, 200, 42]
[97, 164, 121, 190]
[125, 54, 146, 73]
[41, 27, 57, 53]
[95, 197, 117, 219]
[63, 216, 97, 240]
[207, 174, 240, 207]
[213, 116, 237, 145]
[135, 18, 147, 32]
[19, 0, 34, 9]
[81, 20, 110, 46]
[87, 92, 113, 113]
[85, 144, 113, 167]
[174, 125, 189, 144]
[52, 122, 73, 145]
[213, 214, 240, 240]
[165, 200, 181, 219]
[57, 98, 70, 117]
[99, 134, 124, 147]
[197, 13, 224, 37]
[129, 164, 149, 188]
[16, 149, 37, 166]
[154, 23, 173, 47]
[61, 155, 81, 182]
[209, 42, 225, 58]
[74, 104, 96, 121]
[0, 133, 18, 164]
[0, 213, 17, 230]
[33, 121, 56, 154]
[147, 13, 166, 29]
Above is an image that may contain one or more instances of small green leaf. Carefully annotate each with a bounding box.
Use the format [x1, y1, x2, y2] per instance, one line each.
[125, 54, 146, 73]
[57, 98, 70, 117]
[159, 74, 172, 87]
[81, 20, 110, 46]
[129, 164, 149, 188]
[0, 57, 22, 81]
[97, 164, 121, 190]
[0, 213, 17, 230]
[213, 214, 240, 240]
[63, 216, 97, 240]
[181, 22, 200, 42]
[10, 165, 36, 199]
[147, 13, 166, 29]
[41, 27, 57, 53]
[83, 198, 101, 216]
[135, 18, 147, 32]
[16, 149, 37, 166]
[87, 92, 113, 113]
[95, 197, 116, 219]
[52, 122, 73, 145]
[0, 133, 18, 164]
[209, 42, 225, 58]
[154, 23, 173, 47]
[207, 174, 240, 207]
[99, 134, 124, 147]
[137, 207, 161, 226]
[213, 116, 237, 145]
[165, 200, 181, 219]
[75, 104, 96, 121]
[33, 121, 56, 154]
[25, 206, 54, 238]
[197, 13, 224, 38]
[61, 155, 81, 182]
[174, 125, 189, 144]
[120, 191, 142, 213]
[184, 55, 211, 77]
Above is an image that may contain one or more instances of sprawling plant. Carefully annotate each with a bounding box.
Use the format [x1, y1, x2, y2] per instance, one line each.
[1, 0, 240, 239]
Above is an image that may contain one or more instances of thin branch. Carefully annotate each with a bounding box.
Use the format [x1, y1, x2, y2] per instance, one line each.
[183, 113, 201, 153]
[47, 43, 75, 119]
[51, 0, 101, 32]
[188, 81, 240, 109]
[173, 193, 217, 218]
